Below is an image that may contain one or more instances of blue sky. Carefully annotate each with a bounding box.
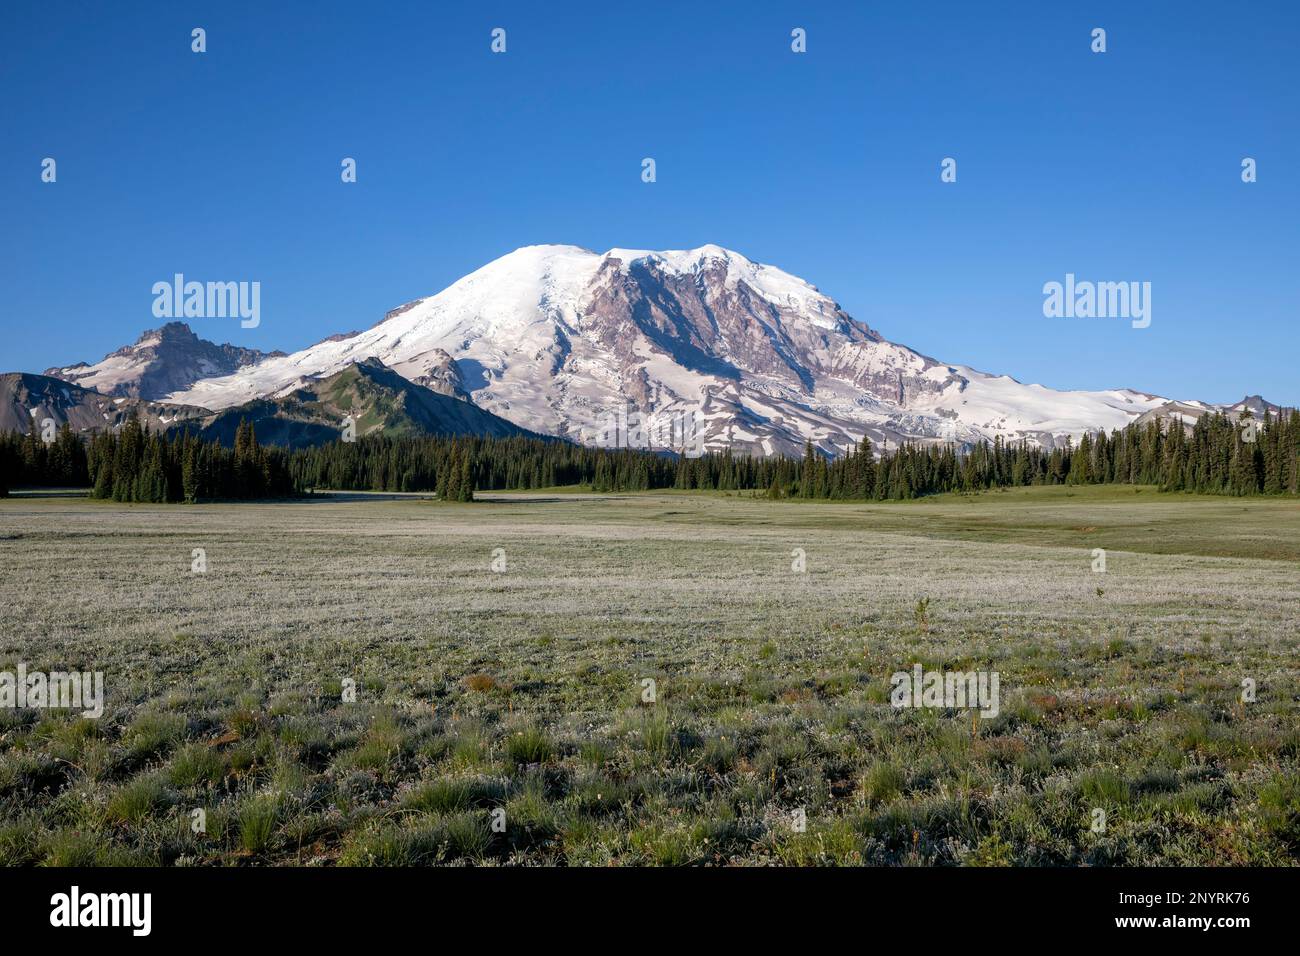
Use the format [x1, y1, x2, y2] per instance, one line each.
[2, 1, 1296, 404]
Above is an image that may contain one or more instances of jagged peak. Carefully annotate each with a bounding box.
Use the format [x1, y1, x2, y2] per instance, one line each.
[145, 321, 198, 340]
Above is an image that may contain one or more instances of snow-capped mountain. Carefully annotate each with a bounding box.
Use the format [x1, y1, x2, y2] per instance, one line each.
[38, 245, 1249, 457]
[46, 321, 282, 400]
[146, 244, 1177, 457]
[1134, 395, 1285, 433]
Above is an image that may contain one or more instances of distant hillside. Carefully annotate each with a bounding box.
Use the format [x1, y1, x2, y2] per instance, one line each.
[0, 372, 208, 435]
[187, 358, 533, 447]
[2, 358, 535, 450]
[1135, 395, 1287, 433]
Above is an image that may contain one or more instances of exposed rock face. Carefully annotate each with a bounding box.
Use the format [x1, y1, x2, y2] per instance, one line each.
[0, 372, 208, 435]
[411, 349, 468, 399]
[1229, 395, 1284, 418]
[45, 322, 282, 400]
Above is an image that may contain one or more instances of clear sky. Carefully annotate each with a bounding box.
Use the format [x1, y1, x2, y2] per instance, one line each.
[2, 1, 1296, 404]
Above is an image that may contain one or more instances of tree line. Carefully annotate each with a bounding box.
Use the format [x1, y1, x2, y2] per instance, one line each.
[0, 419, 294, 501]
[767, 407, 1300, 499]
[1, 407, 1296, 501]
[0, 423, 90, 494]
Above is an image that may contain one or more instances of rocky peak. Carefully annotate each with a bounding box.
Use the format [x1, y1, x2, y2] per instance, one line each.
[45, 322, 281, 400]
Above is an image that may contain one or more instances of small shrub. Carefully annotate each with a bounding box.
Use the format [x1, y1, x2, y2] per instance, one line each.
[860, 762, 906, 806]
[504, 726, 554, 765]
[463, 674, 498, 693]
[914, 598, 931, 633]
[167, 743, 226, 790]
[401, 776, 502, 814]
[107, 774, 171, 825]
[1257, 774, 1300, 849]
[122, 712, 186, 761]
[238, 794, 280, 854]
[1078, 769, 1131, 805]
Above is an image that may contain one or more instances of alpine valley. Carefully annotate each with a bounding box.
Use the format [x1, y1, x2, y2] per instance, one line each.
[15, 245, 1277, 454]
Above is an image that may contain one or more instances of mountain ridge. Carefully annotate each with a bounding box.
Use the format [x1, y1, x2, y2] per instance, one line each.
[186, 357, 532, 447]
[4, 358, 531, 449]
[45, 321, 284, 400]
[29, 245, 1282, 456]
[0, 371, 210, 435]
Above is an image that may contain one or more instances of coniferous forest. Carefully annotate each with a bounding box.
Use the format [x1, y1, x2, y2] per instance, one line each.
[0, 408, 1297, 502]
[0, 419, 294, 502]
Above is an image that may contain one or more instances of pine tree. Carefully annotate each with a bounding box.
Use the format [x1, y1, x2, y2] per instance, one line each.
[181, 436, 200, 502]
[457, 451, 474, 502]
[799, 440, 815, 498]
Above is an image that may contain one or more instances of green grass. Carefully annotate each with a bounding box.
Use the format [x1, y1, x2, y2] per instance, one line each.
[0, 486, 1296, 865]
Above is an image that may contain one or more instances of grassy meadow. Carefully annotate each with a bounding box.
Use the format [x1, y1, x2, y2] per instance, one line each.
[0, 485, 1297, 866]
